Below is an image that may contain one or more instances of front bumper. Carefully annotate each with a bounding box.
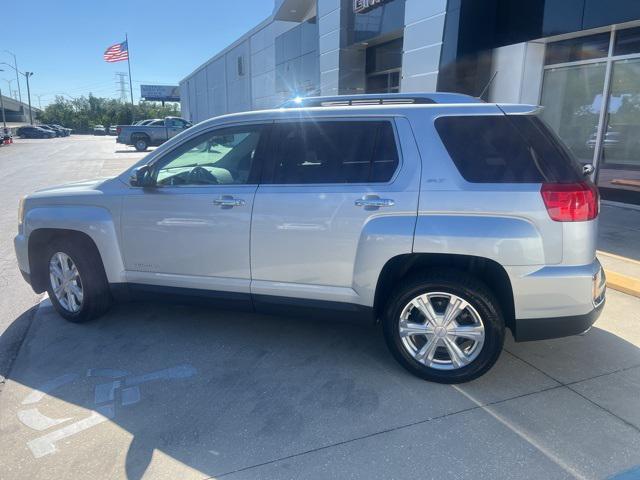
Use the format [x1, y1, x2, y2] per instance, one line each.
[513, 299, 605, 342]
[14, 233, 29, 278]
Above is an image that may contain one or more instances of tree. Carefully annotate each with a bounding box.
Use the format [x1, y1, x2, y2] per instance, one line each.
[37, 95, 181, 133]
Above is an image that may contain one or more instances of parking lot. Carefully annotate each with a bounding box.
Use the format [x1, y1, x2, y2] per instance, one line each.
[1, 136, 640, 479]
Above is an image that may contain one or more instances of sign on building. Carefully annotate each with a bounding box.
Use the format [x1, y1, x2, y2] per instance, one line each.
[140, 85, 180, 102]
[354, 0, 390, 14]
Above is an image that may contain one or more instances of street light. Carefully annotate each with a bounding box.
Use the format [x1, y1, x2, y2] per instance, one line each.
[0, 69, 7, 130]
[1, 63, 34, 125]
[3, 78, 15, 98]
[2, 50, 23, 105]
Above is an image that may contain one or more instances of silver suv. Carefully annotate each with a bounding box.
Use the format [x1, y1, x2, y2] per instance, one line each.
[14, 93, 606, 383]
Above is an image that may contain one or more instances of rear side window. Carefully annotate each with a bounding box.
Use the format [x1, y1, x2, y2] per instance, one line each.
[435, 115, 582, 183]
[268, 121, 399, 184]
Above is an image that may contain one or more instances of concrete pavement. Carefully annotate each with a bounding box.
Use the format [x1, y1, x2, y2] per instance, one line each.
[1, 136, 640, 479]
[0, 136, 146, 380]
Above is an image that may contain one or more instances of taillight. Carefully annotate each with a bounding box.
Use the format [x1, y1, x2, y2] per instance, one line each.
[541, 181, 599, 222]
[116, 127, 121, 134]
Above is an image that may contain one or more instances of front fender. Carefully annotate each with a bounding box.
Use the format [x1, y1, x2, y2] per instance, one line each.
[24, 206, 125, 284]
[413, 214, 545, 266]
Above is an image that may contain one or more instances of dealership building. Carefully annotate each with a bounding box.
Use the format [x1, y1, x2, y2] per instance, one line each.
[180, 0, 640, 201]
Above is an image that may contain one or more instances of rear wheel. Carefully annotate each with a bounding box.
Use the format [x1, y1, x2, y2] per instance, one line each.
[134, 137, 149, 151]
[382, 270, 505, 383]
[44, 237, 112, 322]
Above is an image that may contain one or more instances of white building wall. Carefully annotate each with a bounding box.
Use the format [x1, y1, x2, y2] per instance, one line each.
[401, 0, 447, 92]
[488, 42, 546, 104]
[250, 20, 298, 110]
[318, 0, 341, 95]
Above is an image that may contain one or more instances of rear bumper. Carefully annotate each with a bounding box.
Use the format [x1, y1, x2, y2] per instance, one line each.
[513, 299, 605, 342]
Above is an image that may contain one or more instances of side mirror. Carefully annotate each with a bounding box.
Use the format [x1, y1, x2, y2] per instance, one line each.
[130, 165, 155, 187]
[583, 163, 595, 176]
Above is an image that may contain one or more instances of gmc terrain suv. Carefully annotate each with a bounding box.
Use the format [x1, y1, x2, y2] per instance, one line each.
[14, 93, 606, 383]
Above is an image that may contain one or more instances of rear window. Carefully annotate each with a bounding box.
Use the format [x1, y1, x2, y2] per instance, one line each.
[435, 115, 583, 183]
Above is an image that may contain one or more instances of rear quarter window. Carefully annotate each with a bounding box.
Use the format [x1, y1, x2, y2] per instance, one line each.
[435, 115, 583, 183]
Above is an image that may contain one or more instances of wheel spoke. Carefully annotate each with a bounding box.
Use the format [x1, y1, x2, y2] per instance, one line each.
[415, 337, 440, 365]
[399, 321, 433, 338]
[50, 264, 64, 280]
[451, 325, 484, 341]
[70, 284, 83, 303]
[58, 253, 70, 272]
[442, 296, 468, 327]
[443, 337, 468, 368]
[412, 296, 439, 327]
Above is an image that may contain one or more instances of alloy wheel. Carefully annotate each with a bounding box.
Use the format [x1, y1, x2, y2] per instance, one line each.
[398, 292, 485, 370]
[49, 252, 84, 313]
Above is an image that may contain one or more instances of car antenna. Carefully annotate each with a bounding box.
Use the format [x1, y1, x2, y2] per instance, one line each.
[478, 71, 498, 101]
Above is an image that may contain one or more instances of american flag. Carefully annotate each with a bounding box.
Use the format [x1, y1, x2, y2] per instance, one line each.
[103, 41, 129, 63]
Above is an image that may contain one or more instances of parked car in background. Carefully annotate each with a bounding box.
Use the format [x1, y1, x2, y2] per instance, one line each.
[93, 125, 106, 136]
[42, 125, 68, 137]
[51, 124, 72, 136]
[108, 126, 118, 136]
[116, 116, 192, 151]
[38, 125, 62, 137]
[18, 126, 55, 139]
[14, 93, 605, 384]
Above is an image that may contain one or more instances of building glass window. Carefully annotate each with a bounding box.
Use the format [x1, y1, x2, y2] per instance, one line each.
[544, 32, 610, 65]
[541, 27, 640, 199]
[365, 38, 402, 94]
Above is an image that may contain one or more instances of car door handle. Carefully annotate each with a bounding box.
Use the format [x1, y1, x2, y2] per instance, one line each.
[355, 197, 395, 208]
[213, 196, 246, 207]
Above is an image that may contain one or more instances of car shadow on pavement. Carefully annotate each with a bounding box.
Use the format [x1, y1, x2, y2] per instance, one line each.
[1, 298, 640, 479]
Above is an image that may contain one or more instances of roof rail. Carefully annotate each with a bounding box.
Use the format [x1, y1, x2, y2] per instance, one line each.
[280, 92, 482, 108]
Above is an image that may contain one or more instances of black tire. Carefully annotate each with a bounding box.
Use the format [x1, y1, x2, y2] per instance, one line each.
[133, 136, 149, 151]
[43, 236, 112, 323]
[382, 270, 505, 384]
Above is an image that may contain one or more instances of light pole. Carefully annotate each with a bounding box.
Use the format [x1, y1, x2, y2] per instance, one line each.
[25, 72, 33, 124]
[2, 50, 23, 106]
[0, 69, 6, 129]
[3, 78, 15, 98]
[0, 63, 34, 124]
[35, 94, 44, 109]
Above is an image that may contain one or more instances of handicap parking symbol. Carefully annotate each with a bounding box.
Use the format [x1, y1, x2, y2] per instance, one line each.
[17, 364, 197, 458]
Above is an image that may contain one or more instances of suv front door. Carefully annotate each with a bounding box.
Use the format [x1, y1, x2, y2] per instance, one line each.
[250, 117, 421, 310]
[121, 123, 270, 298]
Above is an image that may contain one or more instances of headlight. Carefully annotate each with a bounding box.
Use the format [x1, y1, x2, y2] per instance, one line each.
[18, 196, 25, 226]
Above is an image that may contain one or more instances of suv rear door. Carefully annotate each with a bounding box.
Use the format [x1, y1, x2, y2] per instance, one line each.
[250, 116, 421, 311]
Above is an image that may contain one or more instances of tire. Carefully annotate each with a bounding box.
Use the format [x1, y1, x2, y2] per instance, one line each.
[382, 269, 505, 384]
[134, 137, 148, 151]
[43, 236, 112, 323]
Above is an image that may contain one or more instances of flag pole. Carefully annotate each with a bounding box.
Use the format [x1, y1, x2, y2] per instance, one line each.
[125, 33, 135, 122]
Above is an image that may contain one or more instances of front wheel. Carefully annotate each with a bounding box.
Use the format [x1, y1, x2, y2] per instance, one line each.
[44, 237, 112, 322]
[382, 270, 505, 384]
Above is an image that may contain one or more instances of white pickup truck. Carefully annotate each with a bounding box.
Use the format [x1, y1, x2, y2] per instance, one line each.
[116, 116, 192, 151]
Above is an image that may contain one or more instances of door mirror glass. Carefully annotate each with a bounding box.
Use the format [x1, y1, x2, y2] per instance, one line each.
[130, 165, 154, 187]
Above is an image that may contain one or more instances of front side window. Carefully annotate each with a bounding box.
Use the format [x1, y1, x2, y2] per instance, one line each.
[268, 121, 399, 184]
[153, 125, 265, 186]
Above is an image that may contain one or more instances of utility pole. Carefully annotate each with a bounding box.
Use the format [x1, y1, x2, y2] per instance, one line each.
[3, 50, 22, 106]
[35, 94, 45, 109]
[25, 72, 33, 124]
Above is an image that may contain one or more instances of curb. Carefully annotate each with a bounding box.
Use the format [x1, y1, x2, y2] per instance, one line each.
[604, 270, 640, 299]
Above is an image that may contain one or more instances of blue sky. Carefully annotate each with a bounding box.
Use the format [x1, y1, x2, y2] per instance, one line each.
[1, 0, 274, 107]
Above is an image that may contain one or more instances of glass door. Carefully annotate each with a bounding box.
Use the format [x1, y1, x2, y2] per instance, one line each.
[540, 62, 607, 165]
[597, 58, 640, 191]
